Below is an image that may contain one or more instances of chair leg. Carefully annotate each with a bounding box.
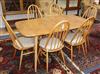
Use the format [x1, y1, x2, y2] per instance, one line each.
[46, 52, 49, 73]
[13, 49, 16, 58]
[37, 49, 42, 64]
[87, 37, 90, 47]
[19, 50, 23, 70]
[84, 42, 88, 55]
[78, 45, 81, 54]
[82, 44, 86, 57]
[71, 46, 73, 61]
[60, 50, 66, 64]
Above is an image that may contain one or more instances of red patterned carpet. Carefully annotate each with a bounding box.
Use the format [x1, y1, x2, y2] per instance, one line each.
[0, 36, 100, 74]
[90, 68, 100, 74]
[0, 23, 100, 74]
[0, 40, 69, 74]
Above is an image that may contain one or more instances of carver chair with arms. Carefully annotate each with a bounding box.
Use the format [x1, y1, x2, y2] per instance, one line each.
[2, 16, 35, 70]
[27, 4, 42, 20]
[65, 16, 95, 61]
[38, 20, 70, 73]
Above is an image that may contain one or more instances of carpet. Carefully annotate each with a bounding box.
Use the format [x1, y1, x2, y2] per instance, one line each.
[90, 68, 100, 74]
[0, 36, 100, 74]
[0, 40, 72, 74]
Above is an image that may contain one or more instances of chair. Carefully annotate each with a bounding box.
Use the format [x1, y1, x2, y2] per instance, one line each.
[2, 16, 35, 70]
[49, 3, 64, 15]
[27, 4, 42, 20]
[27, 4, 44, 39]
[36, 0, 55, 16]
[38, 20, 70, 73]
[82, 5, 97, 19]
[82, 5, 97, 47]
[65, 16, 95, 61]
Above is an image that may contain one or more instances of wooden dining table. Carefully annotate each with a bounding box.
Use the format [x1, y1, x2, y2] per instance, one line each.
[15, 14, 86, 72]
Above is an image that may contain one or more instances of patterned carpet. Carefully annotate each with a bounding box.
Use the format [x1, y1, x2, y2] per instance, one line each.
[0, 36, 100, 74]
[0, 23, 100, 74]
[0, 40, 69, 74]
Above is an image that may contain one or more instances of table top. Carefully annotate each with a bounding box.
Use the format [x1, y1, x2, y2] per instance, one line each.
[15, 15, 86, 37]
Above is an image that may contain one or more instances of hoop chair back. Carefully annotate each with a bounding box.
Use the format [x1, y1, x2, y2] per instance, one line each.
[27, 4, 42, 20]
[50, 3, 63, 15]
[2, 16, 23, 48]
[82, 5, 97, 19]
[68, 16, 95, 45]
[44, 20, 69, 52]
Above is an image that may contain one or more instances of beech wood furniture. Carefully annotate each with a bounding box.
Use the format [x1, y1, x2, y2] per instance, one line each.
[65, 16, 95, 61]
[49, 3, 64, 15]
[15, 14, 86, 72]
[38, 20, 70, 73]
[82, 5, 97, 19]
[27, 4, 42, 20]
[2, 16, 35, 70]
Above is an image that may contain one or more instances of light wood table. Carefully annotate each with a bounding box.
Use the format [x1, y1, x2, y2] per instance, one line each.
[15, 14, 86, 72]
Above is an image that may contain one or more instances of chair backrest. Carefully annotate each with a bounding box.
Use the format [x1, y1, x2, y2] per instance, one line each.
[36, 0, 54, 15]
[70, 16, 95, 45]
[27, 4, 42, 20]
[82, 5, 97, 19]
[45, 20, 70, 51]
[49, 3, 63, 15]
[2, 16, 23, 48]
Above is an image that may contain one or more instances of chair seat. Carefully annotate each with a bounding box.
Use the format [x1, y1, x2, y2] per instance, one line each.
[39, 37, 63, 52]
[13, 37, 35, 50]
[65, 32, 85, 46]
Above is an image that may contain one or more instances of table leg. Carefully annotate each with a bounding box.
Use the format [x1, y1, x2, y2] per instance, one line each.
[34, 36, 38, 72]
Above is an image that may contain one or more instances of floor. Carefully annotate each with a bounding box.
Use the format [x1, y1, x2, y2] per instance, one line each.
[0, 35, 100, 74]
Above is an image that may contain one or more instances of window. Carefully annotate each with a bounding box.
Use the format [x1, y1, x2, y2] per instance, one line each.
[1, 0, 35, 15]
[57, 0, 81, 15]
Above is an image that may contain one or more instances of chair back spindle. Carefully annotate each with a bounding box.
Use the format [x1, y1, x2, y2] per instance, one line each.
[27, 4, 42, 20]
[82, 5, 97, 19]
[50, 3, 63, 15]
[69, 16, 95, 45]
[45, 20, 70, 52]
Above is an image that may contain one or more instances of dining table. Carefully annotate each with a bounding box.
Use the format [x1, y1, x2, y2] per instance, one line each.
[15, 14, 86, 72]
